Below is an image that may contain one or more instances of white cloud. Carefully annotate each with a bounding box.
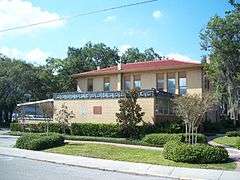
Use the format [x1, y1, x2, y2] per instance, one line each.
[118, 44, 132, 55]
[0, 47, 49, 65]
[0, 0, 64, 37]
[103, 16, 116, 23]
[124, 28, 148, 37]
[25, 48, 49, 64]
[166, 53, 199, 62]
[152, 10, 162, 19]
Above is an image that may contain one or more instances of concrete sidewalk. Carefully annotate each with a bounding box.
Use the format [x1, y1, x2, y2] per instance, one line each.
[208, 140, 240, 170]
[0, 147, 240, 180]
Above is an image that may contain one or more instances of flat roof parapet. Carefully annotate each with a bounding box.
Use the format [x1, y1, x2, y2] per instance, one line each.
[53, 90, 174, 101]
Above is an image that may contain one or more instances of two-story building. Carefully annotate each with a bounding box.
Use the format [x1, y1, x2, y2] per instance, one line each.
[53, 59, 203, 124]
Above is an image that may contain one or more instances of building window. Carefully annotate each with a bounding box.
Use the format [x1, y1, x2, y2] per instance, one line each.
[155, 98, 173, 115]
[167, 73, 176, 94]
[87, 78, 93, 91]
[103, 77, 111, 91]
[156, 73, 164, 91]
[133, 75, 141, 90]
[179, 72, 187, 96]
[93, 106, 102, 115]
[123, 75, 131, 91]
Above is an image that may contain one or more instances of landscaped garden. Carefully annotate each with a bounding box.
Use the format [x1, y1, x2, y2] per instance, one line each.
[212, 131, 240, 149]
[9, 90, 240, 171]
[45, 143, 235, 170]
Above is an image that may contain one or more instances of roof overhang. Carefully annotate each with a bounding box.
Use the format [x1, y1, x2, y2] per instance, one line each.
[72, 64, 202, 78]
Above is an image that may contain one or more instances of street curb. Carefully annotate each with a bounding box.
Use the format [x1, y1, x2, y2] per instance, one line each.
[0, 149, 184, 180]
[0, 154, 183, 180]
[1, 147, 239, 180]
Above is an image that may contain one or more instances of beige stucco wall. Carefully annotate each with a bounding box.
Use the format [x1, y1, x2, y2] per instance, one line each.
[141, 72, 156, 89]
[186, 69, 202, 95]
[53, 97, 155, 124]
[77, 75, 118, 92]
[76, 67, 203, 95]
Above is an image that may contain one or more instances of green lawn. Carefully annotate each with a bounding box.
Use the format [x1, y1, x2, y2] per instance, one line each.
[213, 136, 240, 148]
[45, 143, 236, 170]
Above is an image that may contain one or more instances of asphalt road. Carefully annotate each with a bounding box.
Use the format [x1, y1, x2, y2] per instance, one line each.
[0, 135, 18, 148]
[0, 155, 174, 180]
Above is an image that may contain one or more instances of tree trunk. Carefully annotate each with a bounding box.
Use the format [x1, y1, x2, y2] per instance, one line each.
[0, 110, 2, 123]
[191, 123, 194, 144]
[185, 123, 188, 143]
[195, 128, 198, 144]
[188, 123, 191, 144]
[9, 110, 13, 122]
[227, 84, 237, 127]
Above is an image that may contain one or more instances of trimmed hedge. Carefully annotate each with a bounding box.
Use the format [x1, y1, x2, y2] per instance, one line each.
[163, 141, 229, 163]
[10, 122, 70, 134]
[15, 133, 64, 150]
[141, 133, 183, 146]
[226, 131, 240, 137]
[71, 123, 121, 137]
[141, 133, 207, 146]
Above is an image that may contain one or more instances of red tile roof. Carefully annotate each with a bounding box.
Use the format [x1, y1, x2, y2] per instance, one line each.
[72, 59, 201, 78]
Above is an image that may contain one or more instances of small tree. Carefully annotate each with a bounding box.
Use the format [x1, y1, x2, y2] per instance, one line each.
[173, 93, 217, 144]
[116, 89, 145, 138]
[39, 102, 54, 135]
[54, 103, 75, 134]
[15, 106, 27, 131]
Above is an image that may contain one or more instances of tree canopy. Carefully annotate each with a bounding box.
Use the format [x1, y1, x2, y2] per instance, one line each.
[200, 0, 240, 124]
[0, 42, 161, 125]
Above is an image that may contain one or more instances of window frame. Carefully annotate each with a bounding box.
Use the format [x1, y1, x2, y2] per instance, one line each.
[87, 78, 93, 92]
[123, 75, 131, 91]
[133, 74, 142, 90]
[103, 77, 111, 91]
[167, 73, 176, 94]
[156, 73, 164, 91]
[178, 72, 187, 96]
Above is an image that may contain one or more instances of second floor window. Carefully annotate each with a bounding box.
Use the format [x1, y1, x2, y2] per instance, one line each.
[103, 77, 111, 91]
[87, 78, 93, 91]
[123, 75, 131, 91]
[133, 75, 141, 90]
[179, 72, 187, 96]
[167, 73, 176, 94]
[156, 73, 164, 91]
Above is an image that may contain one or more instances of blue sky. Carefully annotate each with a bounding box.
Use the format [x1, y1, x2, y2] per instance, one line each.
[0, 0, 233, 64]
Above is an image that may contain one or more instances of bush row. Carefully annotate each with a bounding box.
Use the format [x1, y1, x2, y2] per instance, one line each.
[226, 131, 240, 137]
[141, 133, 207, 146]
[163, 141, 229, 163]
[10, 121, 184, 138]
[71, 123, 121, 137]
[15, 133, 64, 150]
[10, 122, 70, 134]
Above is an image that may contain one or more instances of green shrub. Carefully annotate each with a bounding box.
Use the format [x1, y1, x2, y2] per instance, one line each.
[71, 123, 121, 137]
[15, 133, 64, 150]
[141, 133, 183, 146]
[10, 123, 23, 132]
[8, 131, 26, 136]
[163, 141, 229, 163]
[10, 122, 70, 134]
[141, 133, 207, 146]
[226, 131, 240, 137]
